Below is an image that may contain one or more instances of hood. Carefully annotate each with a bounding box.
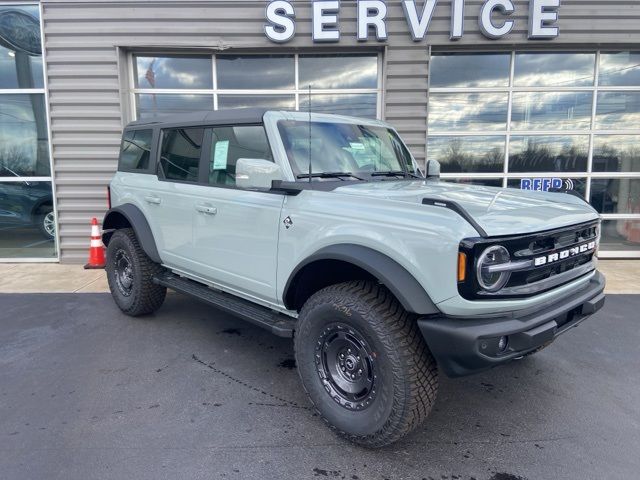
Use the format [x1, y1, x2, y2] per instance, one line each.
[333, 180, 599, 237]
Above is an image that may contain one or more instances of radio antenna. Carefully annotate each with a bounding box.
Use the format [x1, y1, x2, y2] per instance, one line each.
[308, 84, 313, 185]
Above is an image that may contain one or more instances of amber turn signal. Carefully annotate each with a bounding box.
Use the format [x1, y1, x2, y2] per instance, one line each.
[457, 252, 467, 282]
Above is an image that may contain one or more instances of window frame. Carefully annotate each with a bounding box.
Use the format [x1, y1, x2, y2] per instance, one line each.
[202, 123, 275, 190]
[428, 49, 640, 258]
[0, 2, 59, 263]
[128, 51, 383, 121]
[117, 127, 157, 175]
[154, 122, 278, 193]
[157, 126, 207, 185]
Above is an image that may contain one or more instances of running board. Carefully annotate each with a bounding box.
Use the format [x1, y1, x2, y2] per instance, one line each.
[152, 272, 296, 338]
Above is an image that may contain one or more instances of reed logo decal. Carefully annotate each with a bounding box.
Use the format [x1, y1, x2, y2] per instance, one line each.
[520, 178, 575, 192]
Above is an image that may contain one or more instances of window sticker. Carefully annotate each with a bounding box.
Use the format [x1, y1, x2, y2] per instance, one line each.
[349, 142, 365, 151]
[213, 140, 229, 170]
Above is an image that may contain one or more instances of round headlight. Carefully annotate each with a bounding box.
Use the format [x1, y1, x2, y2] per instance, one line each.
[476, 245, 511, 292]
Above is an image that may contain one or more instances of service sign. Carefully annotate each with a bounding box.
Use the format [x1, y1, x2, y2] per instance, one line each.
[264, 0, 561, 44]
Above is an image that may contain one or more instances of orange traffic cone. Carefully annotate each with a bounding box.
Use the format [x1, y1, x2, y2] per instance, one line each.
[84, 217, 106, 269]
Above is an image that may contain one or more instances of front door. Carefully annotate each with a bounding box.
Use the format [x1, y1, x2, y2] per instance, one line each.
[188, 125, 284, 305]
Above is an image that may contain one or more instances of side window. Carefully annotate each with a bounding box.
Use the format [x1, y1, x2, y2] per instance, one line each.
[160, 128, 204, 182]
[208, 125, 272, 187]
[119, 129, 153, 171]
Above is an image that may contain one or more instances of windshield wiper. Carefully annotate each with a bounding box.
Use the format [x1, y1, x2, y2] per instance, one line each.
[371, 170, 422, 179]
[297, 172, 364, 181]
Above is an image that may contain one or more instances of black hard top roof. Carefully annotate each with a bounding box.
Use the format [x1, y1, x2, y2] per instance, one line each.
[126, 108, 273, 128]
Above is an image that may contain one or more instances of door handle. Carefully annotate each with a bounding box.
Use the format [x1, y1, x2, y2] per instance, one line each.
[144, 195, 161, 205]
[195, 204, 217, 215]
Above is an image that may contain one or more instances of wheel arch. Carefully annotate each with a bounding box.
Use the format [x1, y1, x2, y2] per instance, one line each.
[283, 244, 439, 315]
[102, 204, 161, 264]
[30, 198, 53, 221]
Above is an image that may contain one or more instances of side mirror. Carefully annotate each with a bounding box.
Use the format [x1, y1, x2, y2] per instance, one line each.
[426, 160, 441, 178]
[236, 158, 283, 190]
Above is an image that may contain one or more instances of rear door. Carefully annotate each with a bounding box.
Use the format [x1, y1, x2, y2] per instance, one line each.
[188, 124, 284, 304]
[149, 126, 206, 271]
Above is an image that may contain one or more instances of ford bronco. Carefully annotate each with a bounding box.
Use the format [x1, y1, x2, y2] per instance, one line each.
[103, 108, 605, 447]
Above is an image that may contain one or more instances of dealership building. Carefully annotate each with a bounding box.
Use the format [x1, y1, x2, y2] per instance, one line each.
[0, 0, 639, 262]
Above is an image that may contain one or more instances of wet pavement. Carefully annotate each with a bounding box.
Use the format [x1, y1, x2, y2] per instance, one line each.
[0, 292, 638, 480]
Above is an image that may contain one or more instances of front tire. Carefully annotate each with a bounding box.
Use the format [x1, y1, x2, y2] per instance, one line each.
[294, 281, 438, 448]
[106, 228, 166, 316]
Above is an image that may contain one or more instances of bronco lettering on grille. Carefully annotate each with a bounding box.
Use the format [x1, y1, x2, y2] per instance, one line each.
[533, 241, 596, 267]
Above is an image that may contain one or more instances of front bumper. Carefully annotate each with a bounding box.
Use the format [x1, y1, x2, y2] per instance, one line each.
[417, 271, 606, 378]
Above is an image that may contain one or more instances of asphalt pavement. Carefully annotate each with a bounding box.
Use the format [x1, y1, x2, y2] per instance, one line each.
[1, 292, 639, 480]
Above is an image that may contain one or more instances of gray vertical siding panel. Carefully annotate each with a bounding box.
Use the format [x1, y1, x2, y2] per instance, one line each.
[41, 0, 640, 262]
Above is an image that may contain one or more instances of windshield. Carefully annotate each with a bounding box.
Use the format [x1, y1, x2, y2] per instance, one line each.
[277, 120, 420, 179]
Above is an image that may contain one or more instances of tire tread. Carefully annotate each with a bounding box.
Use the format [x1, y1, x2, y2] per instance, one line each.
[294, 280, 438, 448]
[106, 228, 166, 316]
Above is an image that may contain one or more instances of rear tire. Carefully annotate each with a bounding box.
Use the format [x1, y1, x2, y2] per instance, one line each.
[294, 281, 438, 448]
[106, 228, 166, 316]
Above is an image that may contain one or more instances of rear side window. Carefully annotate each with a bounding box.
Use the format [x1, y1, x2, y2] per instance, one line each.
[208, 125, 273, 186]
[160, 128, 204, 183]
[119, 129, 153, 171]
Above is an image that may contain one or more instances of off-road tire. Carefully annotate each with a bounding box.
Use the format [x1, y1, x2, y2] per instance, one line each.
[106, 228, 166, 316]
[294, 280, 438, 448]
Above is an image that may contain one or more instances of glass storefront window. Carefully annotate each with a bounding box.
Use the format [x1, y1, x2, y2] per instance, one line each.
[299, 93, 377, 119]
[217, 55, 295, 90]
[427, 136, 505, 173]
[596, 92, 640, 130]
[299, 54, 378, 89]
[134, 55, 212, 90]
[590, 178, 640, 215]
[136, 93, 213, 119]
[428, 93, 508, 131]
[0, 5, 56, 260]
[600, 219, 640, 251]
[428, 50, 640, 255]
[0, 181, 56, 258]
[508, 136, 589, 173]
[592, 135, 640, 173]
[0, 5, 43, 89]
[132, 53, 381, 121]
[514, 53, 595, 87]
[510, 92, 593, 131]
[218, 95, 295, 110]
[599, 52, 640, 87]
[430, 53, 510, 88]
[0, 94, 50, 177]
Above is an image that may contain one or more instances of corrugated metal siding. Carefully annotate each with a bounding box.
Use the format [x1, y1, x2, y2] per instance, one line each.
[42, 0, 640, 262]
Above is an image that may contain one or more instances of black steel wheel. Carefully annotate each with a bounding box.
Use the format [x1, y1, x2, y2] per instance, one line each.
[294, 280, 439, 448]
[315, 322, 377, 411]
[113, 249, 134, 297]
[106, 228, 166, 316]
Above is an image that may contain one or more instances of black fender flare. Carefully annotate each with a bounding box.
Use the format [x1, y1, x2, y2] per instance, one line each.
[102, 204, 162, 264]
[284, 244, 439, 315]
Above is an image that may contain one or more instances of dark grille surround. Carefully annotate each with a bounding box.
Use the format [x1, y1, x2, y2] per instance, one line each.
[458, 221, 600, 300]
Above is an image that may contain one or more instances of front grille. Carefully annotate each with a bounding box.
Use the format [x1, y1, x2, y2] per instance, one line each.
[507, 223, 599, 289]
[459, 220, 600, 300]
[518, 224, 599, 258]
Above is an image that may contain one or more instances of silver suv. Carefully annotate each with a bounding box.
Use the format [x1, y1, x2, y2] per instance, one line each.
[103, 109, 605, 447]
